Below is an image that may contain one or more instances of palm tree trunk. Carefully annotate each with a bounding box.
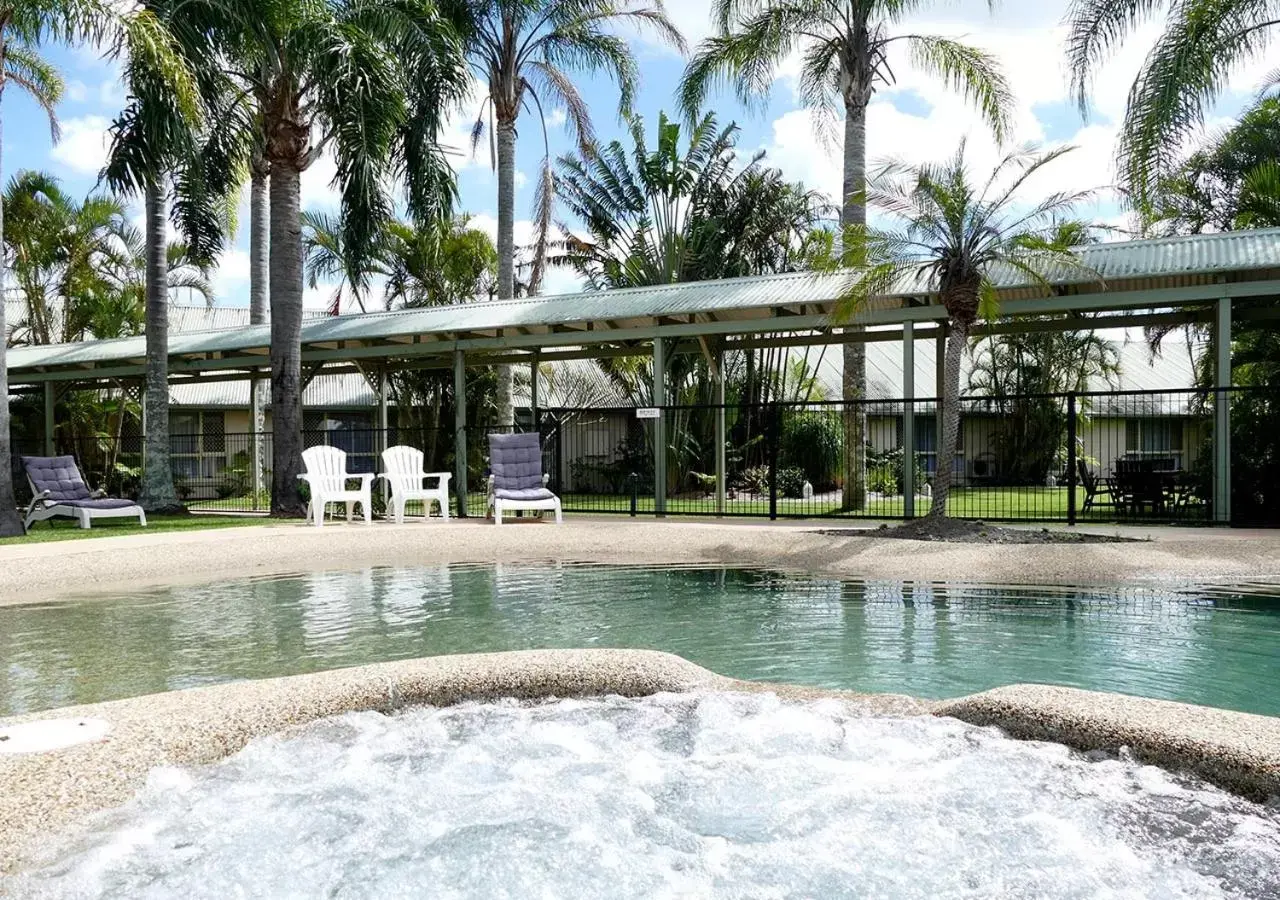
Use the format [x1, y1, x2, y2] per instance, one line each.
[840, 97, 868, 512]
[249, 163, 269, 502]
[139, 178, 183, 512]
[0, 76, 22, 536]
[269, 162, 307, 517]
[930, 318, 968, 517]
[494, 116, 516, 429]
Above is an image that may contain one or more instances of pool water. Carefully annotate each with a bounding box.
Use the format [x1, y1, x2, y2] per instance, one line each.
[3, 565, 1280, 717]
[14, 694, 1280, 898]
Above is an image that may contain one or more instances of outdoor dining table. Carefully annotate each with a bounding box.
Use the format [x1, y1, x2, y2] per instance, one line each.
[1113, 458, 1191, 515]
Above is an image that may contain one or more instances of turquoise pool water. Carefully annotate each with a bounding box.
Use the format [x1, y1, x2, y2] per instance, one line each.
[3, 565, 1279, 718]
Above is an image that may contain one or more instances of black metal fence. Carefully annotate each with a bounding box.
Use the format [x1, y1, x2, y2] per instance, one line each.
[14, 386, 1280, 525]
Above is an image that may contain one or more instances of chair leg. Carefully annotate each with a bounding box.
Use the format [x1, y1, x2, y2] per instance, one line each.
[78, 509, 91, 529]
[439, 494, 449, 521]
[138, 510, 147, 527]
[363, 493, 372, 525]
[313, 500, 325, 527]
[495, 500, 504, 526]
[554, 501, 563, 525]
[346, 501, 354, 523]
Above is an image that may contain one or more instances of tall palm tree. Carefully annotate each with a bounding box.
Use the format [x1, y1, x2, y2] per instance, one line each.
[679, 0, 1012, 511]
[104, 0, 244, 515]
[0, 0, 196, 535]
[454, 0, 686, 427]
[837, 144, 1099, 518]
[1066, 0, 1280, 213]
[215, 0, 469, 516]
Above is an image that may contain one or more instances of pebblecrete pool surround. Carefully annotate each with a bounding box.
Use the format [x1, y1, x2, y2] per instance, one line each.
[2, 649, 1279, 879]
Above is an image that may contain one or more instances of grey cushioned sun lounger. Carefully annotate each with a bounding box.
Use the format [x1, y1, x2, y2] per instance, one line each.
[21, 455, 147, 531]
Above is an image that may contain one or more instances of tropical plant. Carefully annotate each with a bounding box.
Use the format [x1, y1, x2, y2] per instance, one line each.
[209, 0, 469, 516]
[679, 0, 1013, 511]
[555, 111, 830, 288]
[968, 330, 1121, 484]
[0, 0, 196, 535]
[1066, 0, 1280, 213]
[837, 143, 1100, 518]
[456, 0, 685, 428]
[1152, 97, 1280, 233]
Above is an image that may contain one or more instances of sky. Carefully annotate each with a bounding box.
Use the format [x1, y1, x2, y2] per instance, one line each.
[4, 0, 1272, 313]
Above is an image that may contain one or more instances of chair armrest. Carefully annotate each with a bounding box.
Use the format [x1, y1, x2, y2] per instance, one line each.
[420, 472, 451, 486]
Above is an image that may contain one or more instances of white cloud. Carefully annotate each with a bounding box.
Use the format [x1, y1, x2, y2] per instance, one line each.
[64, 80, 88, 103]
[300, 148, 341, 210]
[514, 170, 528, 189]
[547, 108, 567, 128]
[50, 116, 112, 176]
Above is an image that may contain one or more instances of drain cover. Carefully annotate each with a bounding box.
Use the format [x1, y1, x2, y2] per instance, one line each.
[0, 718, 110, 754]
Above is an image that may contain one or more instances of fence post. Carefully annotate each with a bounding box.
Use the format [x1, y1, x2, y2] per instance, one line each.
[1067, 391, 1078, 526]
[629, 472, 638, 517]
[769, 404, 779, 521]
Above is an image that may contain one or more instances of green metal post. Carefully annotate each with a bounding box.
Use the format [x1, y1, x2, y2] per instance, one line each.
[43, 382, 55, 456]
[454, 350, 468, 517]
[653, 337, 666, 516]
[902, 321, 915, 519]
[1214, 297, 1232, 523]
[715, 347, 726, 516]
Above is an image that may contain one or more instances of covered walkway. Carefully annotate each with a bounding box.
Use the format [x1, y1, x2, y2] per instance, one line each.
[8, 228, 1280, 523]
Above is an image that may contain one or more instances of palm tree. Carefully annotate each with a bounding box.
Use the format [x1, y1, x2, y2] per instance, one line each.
[1153, 96, 1280, 233]
[679, 0, 1012, 511]
[104, 0, 243, 515]
[837, 144, 1099, 518]
[0, 0, 196, 535]
[1066, 0, 1280, 213]
[215, 0, 469, 515]
[454, 0, 686, 427]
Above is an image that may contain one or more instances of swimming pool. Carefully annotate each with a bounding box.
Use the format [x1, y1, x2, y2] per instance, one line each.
[3, 564, 1279, 717]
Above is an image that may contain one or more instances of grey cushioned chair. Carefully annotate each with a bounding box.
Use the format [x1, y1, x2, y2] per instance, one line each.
[21, 455, 146, 532]
[485, 432, 562, 525]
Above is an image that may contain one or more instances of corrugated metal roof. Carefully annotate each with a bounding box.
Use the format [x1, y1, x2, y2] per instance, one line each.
[164, 338, 1195, 413]
[170, 373, 377, 409]
[7, 228, 1278, 376]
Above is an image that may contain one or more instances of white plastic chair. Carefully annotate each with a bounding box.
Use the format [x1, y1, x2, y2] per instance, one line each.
[378, 446, 452, 524]
[299, 446, 374, 527]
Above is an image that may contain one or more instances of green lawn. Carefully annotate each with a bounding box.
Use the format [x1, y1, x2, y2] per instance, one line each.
[1, 514, 272, 546]
[188, 484, 1209, 523]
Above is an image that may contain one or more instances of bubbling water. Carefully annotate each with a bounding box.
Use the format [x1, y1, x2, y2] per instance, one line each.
[14, 693, 1280, 899]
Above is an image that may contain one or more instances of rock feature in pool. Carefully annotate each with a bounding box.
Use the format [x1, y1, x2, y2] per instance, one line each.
[13, 693, 1280, 899]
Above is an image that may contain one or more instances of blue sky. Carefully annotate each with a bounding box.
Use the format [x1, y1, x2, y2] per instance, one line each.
[4, 0, 1269, 311]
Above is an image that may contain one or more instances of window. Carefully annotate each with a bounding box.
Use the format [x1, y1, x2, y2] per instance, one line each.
[900, 413, 962, 477]
[304, 411, 378, 472]
[170, 411, 226, 479]
[1125, 418, 1184, 469]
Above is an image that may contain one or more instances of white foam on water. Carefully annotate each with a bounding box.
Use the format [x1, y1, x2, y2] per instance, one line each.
[11, 693, 1280, 899]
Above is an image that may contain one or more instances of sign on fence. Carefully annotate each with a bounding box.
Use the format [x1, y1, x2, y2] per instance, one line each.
[635, 408, 661, 419]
